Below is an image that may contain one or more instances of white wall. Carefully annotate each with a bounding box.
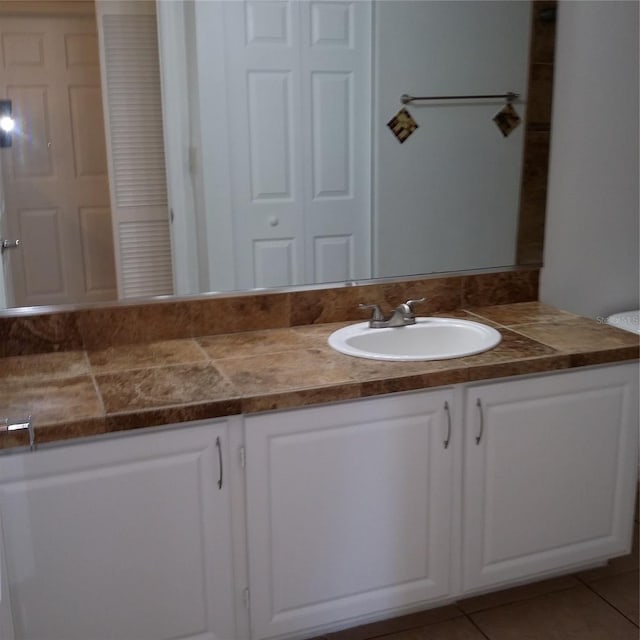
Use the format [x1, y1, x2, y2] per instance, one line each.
[540, 1, 639, 319]
[373, 1, 531, 278]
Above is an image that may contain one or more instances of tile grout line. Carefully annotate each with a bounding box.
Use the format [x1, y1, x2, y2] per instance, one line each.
[575, 574, 640, 628]
[454, 580, 580, 616]
[318, 607, 468, 640]
[463, 613, 493, 640]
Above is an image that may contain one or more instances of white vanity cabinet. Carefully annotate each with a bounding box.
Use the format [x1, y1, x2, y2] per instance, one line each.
[244, 389, 455, 640]
[0, 362, 637, 640]
[0, 421, 237, 640]
[461, 363, 639, 593]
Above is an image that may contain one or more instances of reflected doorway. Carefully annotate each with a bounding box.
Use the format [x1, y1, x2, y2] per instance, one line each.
[0, 2, 117, 307]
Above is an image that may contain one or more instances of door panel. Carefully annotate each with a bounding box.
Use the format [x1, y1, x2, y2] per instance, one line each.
[78, 205, 117, 293]
[6, 86, 54, 180]
[0, 14, 117, 307]
[17, 207, 65, 296]
[0, 510, 16, 640]
[462, 364, 639, 593]
[246, 390, 454, 639]
[68, 85, 108, 177]
[204, 0, 371, 290]
[0, 423, 235, 640]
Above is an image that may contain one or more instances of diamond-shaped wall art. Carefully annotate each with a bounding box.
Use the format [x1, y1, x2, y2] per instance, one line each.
[387, 108, 418, 144]
[493, 103, 521, 137]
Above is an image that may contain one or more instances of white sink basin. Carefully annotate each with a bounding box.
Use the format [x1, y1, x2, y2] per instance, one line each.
[328, 317, 502, 361]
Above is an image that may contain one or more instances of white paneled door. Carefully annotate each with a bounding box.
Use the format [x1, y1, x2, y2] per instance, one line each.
[0, 423, 236, 640]
[0, 14, 117, 307]
[0, 509, 15, 640]
[197, 0, 371, 290]
[462, 364, 639, 593]
[245, 390, 454, 639]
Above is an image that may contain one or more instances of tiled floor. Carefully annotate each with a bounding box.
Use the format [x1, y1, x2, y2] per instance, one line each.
[311, 519, 639, 640]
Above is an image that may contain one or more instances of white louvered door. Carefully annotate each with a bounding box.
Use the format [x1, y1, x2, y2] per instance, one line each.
[96, 0, 173, 299]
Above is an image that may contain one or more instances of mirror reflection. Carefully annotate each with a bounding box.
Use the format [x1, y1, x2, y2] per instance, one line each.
[0, 0, 550, 311]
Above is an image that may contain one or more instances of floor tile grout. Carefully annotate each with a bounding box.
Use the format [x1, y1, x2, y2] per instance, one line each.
[310, 564, 639, 640]
[578, 577, 639, 629]
[454, 580, 579, 615]
[463, 613, 493, 640]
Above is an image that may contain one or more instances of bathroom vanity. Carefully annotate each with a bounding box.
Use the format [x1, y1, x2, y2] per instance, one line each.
[0, 300, 638, 640]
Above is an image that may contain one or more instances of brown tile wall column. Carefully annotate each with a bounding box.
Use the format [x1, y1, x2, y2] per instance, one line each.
[516, 0, 557, 265]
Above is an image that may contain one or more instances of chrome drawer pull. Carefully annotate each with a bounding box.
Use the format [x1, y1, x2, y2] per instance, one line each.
[443, 401, 452, 449]
[476, 399, 484, 445]
[215, 436, 223, 489]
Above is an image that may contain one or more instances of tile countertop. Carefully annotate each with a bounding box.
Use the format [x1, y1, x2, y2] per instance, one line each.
[0, 302, 638, 451]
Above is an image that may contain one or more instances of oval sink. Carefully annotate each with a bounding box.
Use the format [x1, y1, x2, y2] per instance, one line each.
[328, 317, 502, 361]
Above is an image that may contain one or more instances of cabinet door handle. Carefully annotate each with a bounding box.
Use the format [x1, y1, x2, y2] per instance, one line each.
[215, 436, 223, 489]
[475, 398, 484, 445]
[443, 401, 452, 449]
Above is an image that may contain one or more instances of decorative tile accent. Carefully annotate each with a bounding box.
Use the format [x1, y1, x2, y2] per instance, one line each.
[387, 107, 418, 143]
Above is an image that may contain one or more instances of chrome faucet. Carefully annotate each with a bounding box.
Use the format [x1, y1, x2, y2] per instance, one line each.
[359, 298, 426, 328]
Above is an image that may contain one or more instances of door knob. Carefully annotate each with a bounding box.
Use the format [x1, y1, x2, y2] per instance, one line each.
[1, 238, 20, 253]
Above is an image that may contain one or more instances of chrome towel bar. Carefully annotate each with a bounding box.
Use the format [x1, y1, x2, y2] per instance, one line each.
[401, 92, 519, 105]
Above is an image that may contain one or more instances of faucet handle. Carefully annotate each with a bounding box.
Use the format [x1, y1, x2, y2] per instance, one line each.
[358, 303, 385, 321]
[404, 298, 426, 312]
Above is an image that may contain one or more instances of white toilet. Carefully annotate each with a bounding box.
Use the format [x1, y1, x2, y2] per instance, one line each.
[606, 310, 640, 335]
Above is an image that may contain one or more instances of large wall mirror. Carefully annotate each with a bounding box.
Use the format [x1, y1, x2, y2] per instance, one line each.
[0, 0, 554, 311]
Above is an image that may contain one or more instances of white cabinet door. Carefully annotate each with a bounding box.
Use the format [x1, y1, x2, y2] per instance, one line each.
[462, 363, 639, 593]
[245, 390, 454, 640]
[0, 510, 15, 640]
[0, 422, 236, 640]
